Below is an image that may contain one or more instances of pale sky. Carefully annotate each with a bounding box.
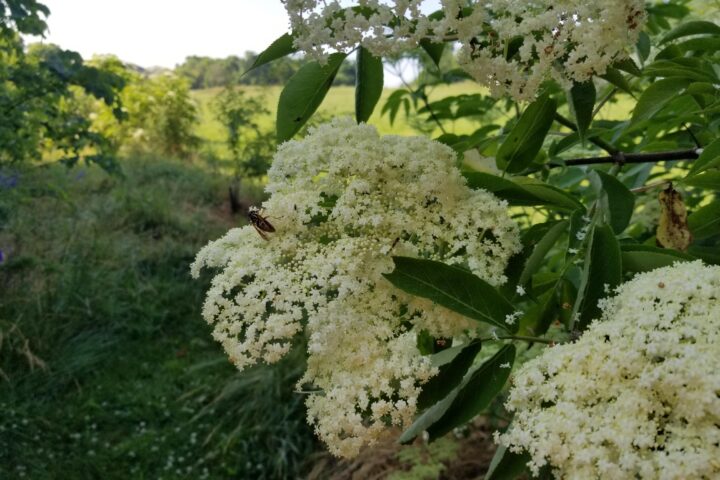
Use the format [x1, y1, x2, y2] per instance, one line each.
[30, 0, 424, 86]
[34, 0, 292, 68]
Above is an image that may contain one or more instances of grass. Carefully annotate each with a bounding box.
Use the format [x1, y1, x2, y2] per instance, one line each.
[0, 157, 318, 479]
[192, 81, 493, 144]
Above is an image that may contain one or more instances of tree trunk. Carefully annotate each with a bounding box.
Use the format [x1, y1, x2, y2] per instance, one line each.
[228, 179, 243, 214]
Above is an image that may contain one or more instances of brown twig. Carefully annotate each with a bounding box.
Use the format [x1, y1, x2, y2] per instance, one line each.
[553, 148, 700, 168]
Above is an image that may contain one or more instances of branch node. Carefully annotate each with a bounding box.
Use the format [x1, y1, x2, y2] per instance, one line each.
[613, 152, 626, 166]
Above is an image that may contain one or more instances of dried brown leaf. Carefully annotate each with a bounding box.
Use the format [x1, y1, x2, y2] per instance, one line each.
[656, 186, 693, 252]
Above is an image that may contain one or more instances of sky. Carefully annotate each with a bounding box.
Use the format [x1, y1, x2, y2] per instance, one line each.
[33, 0, 292, 69]
[30, 0, 419, 86]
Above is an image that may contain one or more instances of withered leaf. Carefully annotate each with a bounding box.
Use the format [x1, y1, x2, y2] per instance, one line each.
[656, 186, 693, 252]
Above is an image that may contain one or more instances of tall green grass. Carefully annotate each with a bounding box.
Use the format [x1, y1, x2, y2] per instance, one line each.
[0, 157, 317, 479]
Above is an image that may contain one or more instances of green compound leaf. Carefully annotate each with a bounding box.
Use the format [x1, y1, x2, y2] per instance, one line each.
[355, 47, 384, 123]
[485, 444, 532, 480]
[568, 81, 596, 142]
[614, 57, 642, 76]
[594, 171, 636, 234]
[630, 78, 691, 126]
[518, 220, 569, 287]
[682, 172, 720, 190]
[688, 245, 720, 265]
[463, 172, 583, 211]
[400, 345, 516, 443]
[688, 137, 720, 176]
[384, 257, 516, 332]
[600, 67, 634, 95]
[575, 224, 622, 331]
[417, 341, 482, 410]
[427, 344, 515, 440]
[276, 52, 347, 142]
[245, 33, 297, 75]
[621, 244, 694, 274]
[660, 20, 720, 44]
[420, 38, 445, 67]
[637, 32, 651, 62]
[496, 93, 557, 174]
[688, 200, 720, 239]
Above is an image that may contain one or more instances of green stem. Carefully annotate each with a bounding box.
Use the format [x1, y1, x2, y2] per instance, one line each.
[554, 113, 618, 155]
[630, 180, 671, 194]
[592, 87, 617, 119]
[483, 334, 555, 345]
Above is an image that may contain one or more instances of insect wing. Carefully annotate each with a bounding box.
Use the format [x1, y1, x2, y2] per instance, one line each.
[252, 223, 270, 241]
[256, 216, 275, 232]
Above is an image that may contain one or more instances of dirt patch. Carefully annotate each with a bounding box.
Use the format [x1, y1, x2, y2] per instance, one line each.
[306, 420, 500, 480]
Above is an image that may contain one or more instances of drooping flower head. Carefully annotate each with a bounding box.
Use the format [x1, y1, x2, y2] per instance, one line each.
[284, 0, 646, 101]
[192, 118, 520, 457]
[498, 261, 720, 478]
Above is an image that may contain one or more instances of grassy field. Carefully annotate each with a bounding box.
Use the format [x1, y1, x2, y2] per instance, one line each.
[192, 81, 494, 143]
[0, 158, 319, 479]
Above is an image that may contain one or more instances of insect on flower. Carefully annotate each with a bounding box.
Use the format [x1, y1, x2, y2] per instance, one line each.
[248, 206, 276, 241]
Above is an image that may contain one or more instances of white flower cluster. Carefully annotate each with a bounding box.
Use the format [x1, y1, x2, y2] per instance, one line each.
[284, 0, 430, 59]
[497, 261, 720, 479]
[192, 118, 520, 458]
[284, 0, 645, 101]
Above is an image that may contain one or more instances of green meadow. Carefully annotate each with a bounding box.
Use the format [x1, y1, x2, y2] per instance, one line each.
[192, 82, 632, 145]
[194, 82, 495, 140]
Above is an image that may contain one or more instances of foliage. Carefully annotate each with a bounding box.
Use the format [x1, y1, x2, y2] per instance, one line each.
[230, 0, 720, 477]
[388, 438, 459, 480]
[175, 52, 356, 90]
[0, 0, 48, 37]
[0, 1, 125, 172]
[77, 57, 202, 159]
[0, 157, 315, 479]
[118, 74, 199, 157]
[212, 87, 274, 178]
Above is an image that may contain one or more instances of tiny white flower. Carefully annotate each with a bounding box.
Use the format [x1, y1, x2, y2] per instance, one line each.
[192, 119, 521, 459]
[284, 1, 646, 102]
[505, 311, 522, 325]
[498, 262, 720, 478]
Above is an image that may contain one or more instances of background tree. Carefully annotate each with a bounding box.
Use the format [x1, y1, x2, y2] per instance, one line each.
[175, 52, 357, 89]
[0, 0, 125, 172]
[212, 87, 274, 212]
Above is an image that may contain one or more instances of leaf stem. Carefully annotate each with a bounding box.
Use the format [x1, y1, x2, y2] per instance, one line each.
[630, 180, 672, 194]
[592, 87, 617, 119]
[554, 113, 618, 155]
[395, 68, 447, 135]
[418, 88, 448, 135]
[483, 334, 555, 345]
